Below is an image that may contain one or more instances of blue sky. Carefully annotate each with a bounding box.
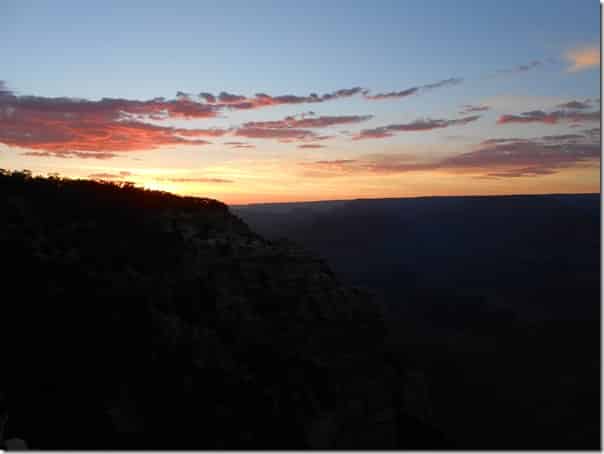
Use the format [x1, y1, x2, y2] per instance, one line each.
[0, 0, 600, 203]
[2, 0, 599, 98]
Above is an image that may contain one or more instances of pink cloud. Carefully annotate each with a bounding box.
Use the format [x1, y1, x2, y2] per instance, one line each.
[233, 127, 317, 141]
[298, 144, 325, 149]
[88, 171, 133, 179]
[565, 45, 600, 72]
[157, 177, 233, 183]
[199, 87, 366, 110]
[21, 151, 118, 159]
[353, 115, 481, 140]
[302, 129, 600, 178]
[497, 109, 600, 125]
[243, 114, 372, 129]
[224, 141, 255, 149]
[0, 83, 370, 155]
[0, 88, 226, 156]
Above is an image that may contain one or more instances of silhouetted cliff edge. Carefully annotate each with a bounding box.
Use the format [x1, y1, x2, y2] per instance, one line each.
[0, 170, 446, 449]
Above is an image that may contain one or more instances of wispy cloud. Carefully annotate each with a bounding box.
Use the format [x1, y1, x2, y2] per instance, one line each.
[157, 177, 234, 183]
[496, 60, 543, 75]
[459, 104, 490, 114]
[22, 151, 118, 159]
[556, 100, 593, 110]
[539, 133, 584, 141]
[312, 160, 357, 166]
[422, 78, 463, 90]
[582, 127, 601, 138]
[565, 44, 600, 72]
[243, 114, 372, 129]
[197, 87, 366, 110]
[233, 127, 318, 141]
[88, 171, 133, 179]
[353, 115, 481, 140]
[481, 59, 550, 80]
[364, 77, 463, 101]
[442, 137, 599, 177]
[497, 109, 600, 125]
[297, 144, 325, 149]
[302, 129, 599, 179]
[224, 141, 255, 149]
[364, 87, 419, 101]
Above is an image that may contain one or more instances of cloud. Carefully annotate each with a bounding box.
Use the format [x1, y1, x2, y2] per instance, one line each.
[497, 109, 600, 125]
[540, 133, 584, 141]
[0, 81, 11, 96]
[459, 104, 490, 114]
[364, 87, 419, 101]
[21, 151, 118, 159]
[582, 127, 601, 138]
[0, 88, 227, 156]
[233, 127, 318, 141]
[314, 160, 357, 165]
[88, 171, 133, 179]
[480, 137, 528, 145]
[497, 60, 543, 74]
[302, 129, 599, 179]
[217, 92, 247, 103]
[199, 87, 366, 110]
[157, 177, 233, 183]
[0, 83, 367, 156]
[478, 94, 570, 113]
[364, 77, 462, 101]
[4, 83, 365, 154]
[441, 138, 600, 178]
[243, 114, 372, 129]
[298, 144, 325, 149]
[1, 113, 214, 153]
[422, 77, 463, 90]
[354, 115, 481, 140]
[300, 156, 434, 176]
[298, 159, 361, 177]
[199, 92, 216, 103]
[482, 167, 558, 178]
[224, 141, 255, 149]
[556, 100, 592, 110]
[447, 130, 600, 177]
[481, 60, 549, 80]
[173, 128, 229, 137]
[1, 93, 219, 121]
[565, 45, 600, 72]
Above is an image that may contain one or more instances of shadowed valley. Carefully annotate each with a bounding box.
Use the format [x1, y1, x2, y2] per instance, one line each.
[234, 193, 600, 449]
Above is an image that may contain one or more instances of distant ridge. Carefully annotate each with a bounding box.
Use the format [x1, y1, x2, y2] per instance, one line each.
[230, 191, 600, 207]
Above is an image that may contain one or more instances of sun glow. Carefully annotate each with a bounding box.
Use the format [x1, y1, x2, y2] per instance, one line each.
[141, 180, 179, 193]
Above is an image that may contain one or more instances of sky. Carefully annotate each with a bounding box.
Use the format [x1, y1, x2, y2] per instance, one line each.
[0, 0, 600, 204]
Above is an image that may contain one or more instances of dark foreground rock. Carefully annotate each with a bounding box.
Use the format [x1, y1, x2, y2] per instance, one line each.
[0, 171, 448, 449]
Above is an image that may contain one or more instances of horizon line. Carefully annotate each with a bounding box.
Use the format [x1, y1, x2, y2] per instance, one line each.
[229, 191, 601, 207]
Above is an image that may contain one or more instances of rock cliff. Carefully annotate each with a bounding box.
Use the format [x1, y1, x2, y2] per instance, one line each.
[0, 171, 447, 449]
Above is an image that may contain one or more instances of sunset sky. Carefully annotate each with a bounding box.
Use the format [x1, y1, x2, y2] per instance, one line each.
[1, 0, 600, 204]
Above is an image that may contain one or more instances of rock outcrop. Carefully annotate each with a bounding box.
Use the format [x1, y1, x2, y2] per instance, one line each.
[0, 171, 447, 449]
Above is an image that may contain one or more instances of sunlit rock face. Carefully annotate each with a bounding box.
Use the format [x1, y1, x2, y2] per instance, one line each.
[0, 171, 446, 449]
